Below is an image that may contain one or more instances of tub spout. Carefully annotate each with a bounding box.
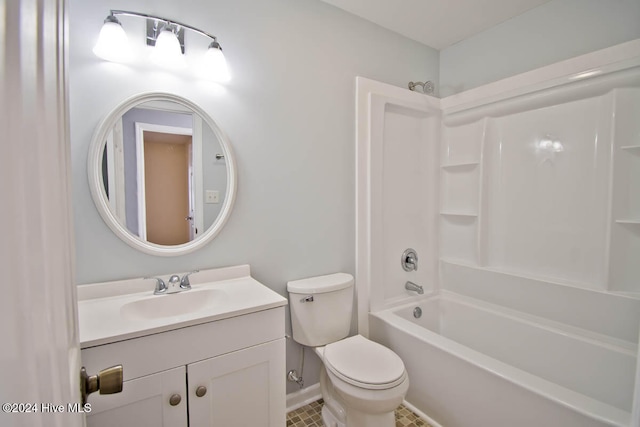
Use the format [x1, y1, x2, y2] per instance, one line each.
[405, 281, 424, 294]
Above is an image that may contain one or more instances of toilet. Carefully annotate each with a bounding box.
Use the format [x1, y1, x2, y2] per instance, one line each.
[287, 273, 409, 427]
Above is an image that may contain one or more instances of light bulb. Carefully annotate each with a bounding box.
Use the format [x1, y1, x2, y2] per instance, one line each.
[93, 16, 132, 63]
[150, 28, 186, 69]
[199, 41, 230, 82]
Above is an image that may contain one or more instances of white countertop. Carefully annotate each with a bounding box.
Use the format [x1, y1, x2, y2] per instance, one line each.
[78, 265, 287, 348]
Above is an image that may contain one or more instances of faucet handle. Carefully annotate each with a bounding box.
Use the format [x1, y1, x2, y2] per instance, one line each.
[401, 248, 418, 272]
[180, 270, 199, 290]
[144, 276, 167, 295]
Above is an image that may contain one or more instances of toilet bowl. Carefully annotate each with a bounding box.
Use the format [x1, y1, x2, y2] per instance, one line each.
[287, 273, 409, 427]
[316, 335, 409, 427]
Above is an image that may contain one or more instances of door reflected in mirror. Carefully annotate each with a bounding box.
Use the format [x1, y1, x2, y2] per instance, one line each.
[100, 100, 228, 246]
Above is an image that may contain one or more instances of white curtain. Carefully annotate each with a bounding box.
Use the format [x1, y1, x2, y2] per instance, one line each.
[0, 0, 81, 426]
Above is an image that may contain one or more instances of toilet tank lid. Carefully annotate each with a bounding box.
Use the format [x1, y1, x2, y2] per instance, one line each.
[287, 273, 354, 294]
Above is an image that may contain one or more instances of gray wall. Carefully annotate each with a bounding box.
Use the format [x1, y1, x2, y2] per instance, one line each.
[201, 123, 227, 230]
[69, 0, 438, 394]
[439, 0, 640, 96]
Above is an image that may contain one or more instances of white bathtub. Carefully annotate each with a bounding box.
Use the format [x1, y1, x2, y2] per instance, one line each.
[369, 292, 637, 427]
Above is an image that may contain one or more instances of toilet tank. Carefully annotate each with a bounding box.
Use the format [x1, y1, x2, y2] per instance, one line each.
[287, 273, 354, 347]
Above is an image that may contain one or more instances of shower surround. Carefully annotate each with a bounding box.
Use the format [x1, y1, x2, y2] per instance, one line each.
[356, 40, 640, 427]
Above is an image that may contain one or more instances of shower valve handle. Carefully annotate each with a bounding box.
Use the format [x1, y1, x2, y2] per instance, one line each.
[401, 248, 418, 271]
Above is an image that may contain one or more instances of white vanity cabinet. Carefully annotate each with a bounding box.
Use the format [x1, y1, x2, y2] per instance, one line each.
[84, 366, 187, 427]
[187, 339, 285, 426]
[81, 305, 286, 427]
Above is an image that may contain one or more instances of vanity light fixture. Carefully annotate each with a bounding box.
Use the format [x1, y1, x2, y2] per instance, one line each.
[149, 27, 187, 69]
[199, 41, 230, 82]
[92, 15, 132, 63]
[94, 10, 230, 82]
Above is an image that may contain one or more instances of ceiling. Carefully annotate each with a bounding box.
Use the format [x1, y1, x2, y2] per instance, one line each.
[319, 0, 552, 49]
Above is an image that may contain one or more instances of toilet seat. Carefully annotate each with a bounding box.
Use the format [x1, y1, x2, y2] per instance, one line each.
[323, 335, 406, 390]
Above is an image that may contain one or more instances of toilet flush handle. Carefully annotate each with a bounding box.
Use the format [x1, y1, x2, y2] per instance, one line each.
[300, 295, 314, 303]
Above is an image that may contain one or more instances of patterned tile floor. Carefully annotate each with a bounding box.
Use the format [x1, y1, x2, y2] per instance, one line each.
[286, 399, 432, 427]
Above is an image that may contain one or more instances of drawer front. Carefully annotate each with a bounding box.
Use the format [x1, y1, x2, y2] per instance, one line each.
[82, 307, 284, 381]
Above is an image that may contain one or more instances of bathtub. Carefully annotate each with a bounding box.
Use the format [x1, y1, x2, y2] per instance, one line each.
[369, 292, 636, 427]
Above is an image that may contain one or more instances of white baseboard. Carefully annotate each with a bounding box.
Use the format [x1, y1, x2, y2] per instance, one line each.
[403, 400, 443, 427]
[286, 383, 322, 413]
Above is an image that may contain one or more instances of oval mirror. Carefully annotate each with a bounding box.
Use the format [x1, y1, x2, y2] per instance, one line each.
[87, 92, 237, 256]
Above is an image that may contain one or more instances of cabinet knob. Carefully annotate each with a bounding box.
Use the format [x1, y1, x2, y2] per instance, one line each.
[195, 386, 207, 397]
[169, 394, 181, 406]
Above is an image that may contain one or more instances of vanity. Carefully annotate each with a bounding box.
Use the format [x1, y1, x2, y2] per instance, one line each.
[78, 90, 285, 425]
[78, 265, 287, 427]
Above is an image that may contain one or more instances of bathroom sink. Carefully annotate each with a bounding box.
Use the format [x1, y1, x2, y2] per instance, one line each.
[120, 288, 227, 320]
[77, 265, 288, 348]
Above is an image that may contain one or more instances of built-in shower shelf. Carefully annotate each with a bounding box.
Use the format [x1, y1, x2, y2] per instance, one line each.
[440, 211, 478, 218]
[615, 219, 640, 224]
[620, 145, 640, 152]
[441, 162, 480, 170]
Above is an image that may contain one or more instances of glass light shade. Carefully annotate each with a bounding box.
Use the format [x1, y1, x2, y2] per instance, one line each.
[200, 43, 231, 82]
[150, 29, 186, 69]
[93, 20, 132, 63]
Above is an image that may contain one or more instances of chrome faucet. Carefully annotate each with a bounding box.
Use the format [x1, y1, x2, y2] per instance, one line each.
[405, 281, 424, 295]
[180, 270, 199, 290]
[167, 275, 182, 293]
[145, 276, 167, 295]
[145, 270, 199, 295]
[401, 248, 418, 271]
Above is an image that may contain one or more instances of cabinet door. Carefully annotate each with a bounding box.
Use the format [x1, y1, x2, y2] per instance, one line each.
[188, 338, 285, 427]
[86, 366, 187, 427]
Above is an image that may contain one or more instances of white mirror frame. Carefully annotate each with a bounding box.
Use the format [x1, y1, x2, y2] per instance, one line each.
[87, 92, 237, 256]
